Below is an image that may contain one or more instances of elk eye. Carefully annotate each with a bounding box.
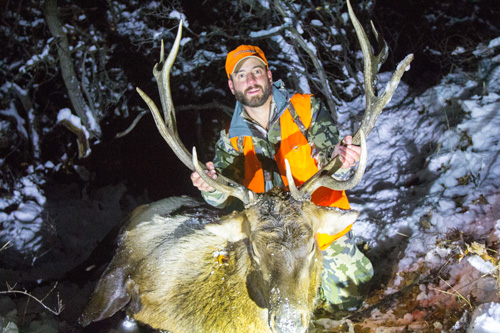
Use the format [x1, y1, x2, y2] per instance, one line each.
[309, 242, 316, 254]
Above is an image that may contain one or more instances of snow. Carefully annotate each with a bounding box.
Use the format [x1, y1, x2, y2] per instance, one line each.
[470, 303, 500, 333]
[272, 34, 311, 94]
[168, 10, 187, 27]
[296, 22, 304, 35]
[467, 255, 496, 275]
[23, 42, 51, 68]
[249, 26, 283, 38]
[0, 101, 28, 139]
[304, 40, 317, 55]
[27, 108, 40, 161]
[314, 37, 500, 329]
[489, 37, 500, 49]
[0, 172, 45, 255]
[257, 0, 270, 10]
[180, 37, 192, 46]
[452, 46, 466, 55]
[84, 105, 100, 134]
[56, 108, 89, 141]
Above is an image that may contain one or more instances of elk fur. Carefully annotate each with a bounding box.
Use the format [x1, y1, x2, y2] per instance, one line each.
[79, 189, 358, 332]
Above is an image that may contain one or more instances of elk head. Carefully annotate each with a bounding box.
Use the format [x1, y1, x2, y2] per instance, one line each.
[204, 187, 360, 332]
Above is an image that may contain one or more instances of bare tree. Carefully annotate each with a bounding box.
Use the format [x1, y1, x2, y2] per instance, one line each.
[43, 0, 100, 158]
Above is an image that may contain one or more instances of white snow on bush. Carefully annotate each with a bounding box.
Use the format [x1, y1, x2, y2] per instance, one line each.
[470, 303, 500, 333]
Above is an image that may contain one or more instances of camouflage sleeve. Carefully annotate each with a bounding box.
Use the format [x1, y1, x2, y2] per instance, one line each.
[308, 96, 351, 181]
[201, 129, 245, 208]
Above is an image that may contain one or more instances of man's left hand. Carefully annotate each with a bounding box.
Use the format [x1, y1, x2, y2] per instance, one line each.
[332, 135, 361, 169]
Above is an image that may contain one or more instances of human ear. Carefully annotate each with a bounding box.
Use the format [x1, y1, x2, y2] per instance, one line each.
[228, 78, 235, 95]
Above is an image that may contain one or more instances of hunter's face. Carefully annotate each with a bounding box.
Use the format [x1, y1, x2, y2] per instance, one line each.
[228, 58, 273, 108]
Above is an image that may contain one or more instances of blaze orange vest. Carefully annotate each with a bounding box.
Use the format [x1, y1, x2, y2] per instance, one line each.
[230, 94, 352, 250]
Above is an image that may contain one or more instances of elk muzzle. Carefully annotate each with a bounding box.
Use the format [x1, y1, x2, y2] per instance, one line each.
[267, 284, 311, 333]
[269, 304, 309, 333]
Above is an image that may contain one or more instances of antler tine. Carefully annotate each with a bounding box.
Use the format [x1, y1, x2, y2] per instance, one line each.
[297, 0, 413, 198]
[347, 0, 414, 145]
[299, 129, 367, 197]
[285, 159, 303, 201]
[192, 147, 255, 206]
[137, 21, 256, 206]
[136, 21, 192, 170]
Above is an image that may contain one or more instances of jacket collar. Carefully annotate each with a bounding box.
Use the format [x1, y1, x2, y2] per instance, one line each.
[227, 80, 293, 139]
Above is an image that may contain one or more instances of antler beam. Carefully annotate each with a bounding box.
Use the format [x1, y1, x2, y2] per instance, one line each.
[136, 21, 256, 206]
[294, 0, 414, 199]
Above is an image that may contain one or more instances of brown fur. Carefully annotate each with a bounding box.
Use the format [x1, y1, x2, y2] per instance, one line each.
[79, 189, 358, 332]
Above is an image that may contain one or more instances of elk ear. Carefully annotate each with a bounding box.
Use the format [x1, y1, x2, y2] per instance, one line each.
[312, 207, 359, 236]
[79, 254, 135, 327]
[205, 214, 250, 242]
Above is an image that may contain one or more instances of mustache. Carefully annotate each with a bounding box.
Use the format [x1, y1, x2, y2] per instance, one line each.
[245, 85, 263, 93]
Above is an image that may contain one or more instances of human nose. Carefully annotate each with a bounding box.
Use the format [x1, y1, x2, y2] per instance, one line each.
[246, 72, 257, 84]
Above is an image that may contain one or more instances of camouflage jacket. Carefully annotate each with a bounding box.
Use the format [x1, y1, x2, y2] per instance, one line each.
[202, 80, 350, 208]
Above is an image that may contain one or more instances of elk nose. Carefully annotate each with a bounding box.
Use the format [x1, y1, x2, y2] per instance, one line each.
[269, 311, 308, 333]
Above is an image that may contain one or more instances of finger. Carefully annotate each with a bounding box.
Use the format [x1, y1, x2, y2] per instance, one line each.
[342, 135, 352, 146]
[191, 171, 206, 187]
[190, 171, 200, 182]
[201, 184, 215, 192]
[350, 144, 361, 155]
[204, 169, 217, 179]
[192, 175, 204, 188]
[192, 175, 215, 192]
[343, 155, 355, 167]
[345, 147, 360, 162]
[206, 161, 215, 171]
[339, 154, 352, 169]
[200, 174, 215, 191]
[204, 162, 217, 178]
[342, 147, 359, 166]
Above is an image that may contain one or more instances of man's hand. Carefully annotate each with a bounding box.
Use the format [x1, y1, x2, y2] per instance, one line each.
[191, 161, 217, 192]
[332, 135, 361, 169]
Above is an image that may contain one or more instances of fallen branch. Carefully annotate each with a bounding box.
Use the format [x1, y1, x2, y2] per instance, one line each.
[115, 110, 147, 138]
[0, 282, 64, 316]
[58, 118, 91, 158]
[1, 241, 11, 252]
[116, 102, 234, 139]
[432, 277, 473, 309]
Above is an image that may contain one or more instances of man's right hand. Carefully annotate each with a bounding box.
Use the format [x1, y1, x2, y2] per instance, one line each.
[191, 161, 217, 192]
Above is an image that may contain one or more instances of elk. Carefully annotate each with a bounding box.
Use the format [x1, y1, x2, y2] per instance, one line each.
[79, 1, 413, 332]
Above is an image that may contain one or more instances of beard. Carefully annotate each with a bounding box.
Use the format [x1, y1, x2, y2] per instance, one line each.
[234, 79, 273, 108]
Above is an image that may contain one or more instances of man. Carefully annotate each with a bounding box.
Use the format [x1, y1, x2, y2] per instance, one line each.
[191, 45, 373, 310]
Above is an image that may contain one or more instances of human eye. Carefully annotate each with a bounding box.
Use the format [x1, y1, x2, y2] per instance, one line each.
[237, 73, 246, 80]
[253, 68, 263, 75]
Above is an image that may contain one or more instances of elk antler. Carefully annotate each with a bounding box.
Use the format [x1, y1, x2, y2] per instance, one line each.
[291, 0, 414, 200]
[136, 21, 256, 206]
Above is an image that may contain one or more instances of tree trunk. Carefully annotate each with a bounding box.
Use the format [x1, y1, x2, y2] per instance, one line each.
[42, 0, 100, 140]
